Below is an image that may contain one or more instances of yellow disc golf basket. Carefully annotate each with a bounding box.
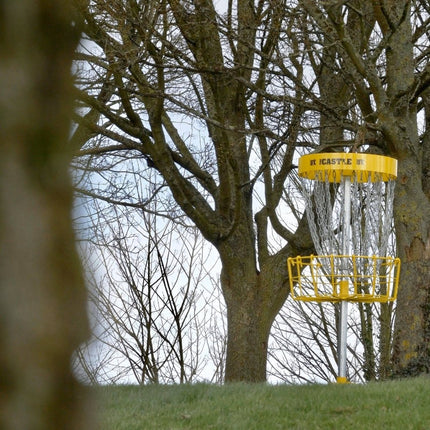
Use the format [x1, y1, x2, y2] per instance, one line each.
[287, 152, 400, 383]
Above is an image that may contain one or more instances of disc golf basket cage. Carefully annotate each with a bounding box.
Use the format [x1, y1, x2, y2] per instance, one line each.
[287, 152, 400, 384]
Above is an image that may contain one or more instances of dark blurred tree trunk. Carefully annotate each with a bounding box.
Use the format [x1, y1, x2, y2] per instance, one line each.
[0, 1, 92, 429]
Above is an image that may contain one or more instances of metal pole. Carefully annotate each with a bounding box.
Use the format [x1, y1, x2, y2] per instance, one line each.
[338, 175, 351, 383]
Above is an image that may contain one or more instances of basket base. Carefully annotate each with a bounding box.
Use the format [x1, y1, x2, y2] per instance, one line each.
[293, 293, 396, 303]
[287, 254, 400, 303]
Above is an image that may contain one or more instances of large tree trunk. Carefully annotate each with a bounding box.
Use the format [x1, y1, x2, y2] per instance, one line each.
[392, 154, 430, 375]
[218, 223, 272, 382]
[222, 282, 273, 382]
[218, 223, 308, 382]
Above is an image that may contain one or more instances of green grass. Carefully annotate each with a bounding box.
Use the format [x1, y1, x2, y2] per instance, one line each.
[96, 377, 430, 429]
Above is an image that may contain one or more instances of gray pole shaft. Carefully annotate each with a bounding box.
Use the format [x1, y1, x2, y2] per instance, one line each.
[339, 301, 348, 380]
[339, 176, 351, 382]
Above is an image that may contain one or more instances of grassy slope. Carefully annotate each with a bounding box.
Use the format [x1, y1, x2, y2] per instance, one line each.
[96, 377, 430, 429]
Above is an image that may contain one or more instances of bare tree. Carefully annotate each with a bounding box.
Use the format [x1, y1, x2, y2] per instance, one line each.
[269, 301, 339, 384]
[73, 338, 119, 385]
[74, 191, 219, 384]
[72, 0, 314, 382]
[0, 1, 92, 429]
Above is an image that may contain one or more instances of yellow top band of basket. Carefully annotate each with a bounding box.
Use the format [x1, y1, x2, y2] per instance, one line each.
[298, 153, 397, 183]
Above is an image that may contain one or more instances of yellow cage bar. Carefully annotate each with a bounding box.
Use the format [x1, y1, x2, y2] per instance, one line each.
[287, 254, 401, 303]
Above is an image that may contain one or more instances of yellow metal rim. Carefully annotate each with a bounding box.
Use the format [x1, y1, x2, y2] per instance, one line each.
[298, 153, 397, 183]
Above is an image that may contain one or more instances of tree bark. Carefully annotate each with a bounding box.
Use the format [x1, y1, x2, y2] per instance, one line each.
[391, 155, 430, 375]
[220, 254, 286, 382]
[222, 281, 272, 382]
[218, 216, 312, 382]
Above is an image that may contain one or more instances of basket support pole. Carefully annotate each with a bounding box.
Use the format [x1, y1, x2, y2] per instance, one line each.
[338, 301, 348, 383]
[337, 176, 351, 384]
